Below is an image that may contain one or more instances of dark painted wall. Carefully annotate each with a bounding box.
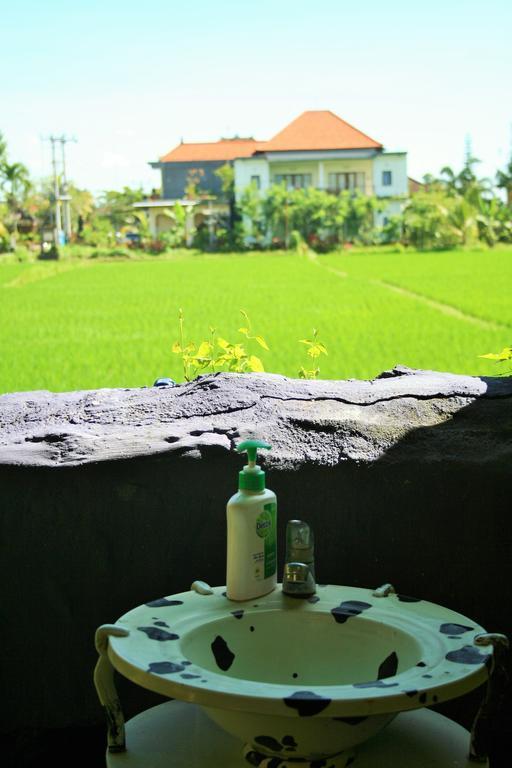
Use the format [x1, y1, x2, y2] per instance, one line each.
[154, 161, 228, 199]
[1, 437, 511, 766]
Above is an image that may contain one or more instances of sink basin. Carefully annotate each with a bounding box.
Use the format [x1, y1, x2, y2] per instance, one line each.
[107, 584, 491, 766]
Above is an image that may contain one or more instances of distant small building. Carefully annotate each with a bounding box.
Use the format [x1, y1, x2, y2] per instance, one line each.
[408, 177, 424, 195]
[141, 110, 409, 236]
[151, 138, 263, 200]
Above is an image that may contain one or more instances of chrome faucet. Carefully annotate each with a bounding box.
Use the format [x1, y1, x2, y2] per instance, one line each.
[282, 519, 316, 597]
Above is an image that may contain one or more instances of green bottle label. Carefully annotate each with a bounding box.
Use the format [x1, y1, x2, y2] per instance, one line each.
[256, 503, 277, 579]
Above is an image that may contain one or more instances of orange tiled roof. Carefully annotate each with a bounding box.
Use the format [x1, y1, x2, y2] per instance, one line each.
[158, 111, 382, 163]
[159, 138, 264, 163]
[262, 110, 382, 152]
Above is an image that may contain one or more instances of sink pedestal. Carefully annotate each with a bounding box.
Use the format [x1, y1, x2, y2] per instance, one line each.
[105, 700, 487, 767]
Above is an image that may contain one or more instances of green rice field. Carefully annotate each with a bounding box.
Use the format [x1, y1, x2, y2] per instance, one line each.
[0, 247, 511, 394]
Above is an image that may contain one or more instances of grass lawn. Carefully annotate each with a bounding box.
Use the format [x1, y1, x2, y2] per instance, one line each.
[0, 247, 510, 393]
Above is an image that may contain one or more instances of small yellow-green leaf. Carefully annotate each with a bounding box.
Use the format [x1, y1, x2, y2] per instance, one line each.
[172, 342, 182, 354]
[299, 339, 312, 346]
[479, 347, 512, 360]
[217, 337, 229, 350]
[196, 341, 211, 358]
[254, 335, 269, 351]
[249, 355, 264, 372]
[307, 346, 321, 358]
[316, 343, 328, 355]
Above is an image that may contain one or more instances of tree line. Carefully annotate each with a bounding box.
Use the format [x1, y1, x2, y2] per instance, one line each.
[1, 129, 512, 254]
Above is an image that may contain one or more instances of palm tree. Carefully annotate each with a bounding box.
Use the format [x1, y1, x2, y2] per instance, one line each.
[0, 160, 31, 249]
[1, 161, 31, 204]
[496, 158, 512, 206]
[439, 165, 458, 194]
[0, 131, 7, 164]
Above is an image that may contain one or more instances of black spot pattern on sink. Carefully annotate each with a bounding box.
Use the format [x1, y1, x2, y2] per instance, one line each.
[138, 626, 179, 641]
[416, 661, 427, 667]
[308, 595, 320, 604]
[419, 692, 427, 704]
[422, 674, 433, 679]
[283, 690, 331, 716]
[254, 735, 282, 752]
[404, 689, 418, 697]
[440, 623, 474, 635]
[180, 673, 201, 679]
[333, 715, 369, 725]
[446, 646, 489, 665]
[211, 635, 235, 670]
[396, 594, 421, 602]
[378, 651, 398, 679]
[152, 620, 169, 627]
[148, 661, 185, 674]
[331, 601, 372, 624]
[281, 735, 297, 748]
[145, 598, 184, 607]
[231, 609, 244, 619]
[353, 680, 398, 689]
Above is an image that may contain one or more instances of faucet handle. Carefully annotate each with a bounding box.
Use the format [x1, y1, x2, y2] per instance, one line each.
[284, 562, 311, 583]
[283, 520, 316, 597]
[286, 519, 314, 557]
[283, 561, 316, 596]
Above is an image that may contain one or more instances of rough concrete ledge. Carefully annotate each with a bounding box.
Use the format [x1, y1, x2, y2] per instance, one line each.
[1, 366, 511, 468]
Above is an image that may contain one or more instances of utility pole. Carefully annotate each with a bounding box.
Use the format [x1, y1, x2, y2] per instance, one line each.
[59, 135, 77, 241]
[48, 136, 62, 248]
[44, 134, 76, 247]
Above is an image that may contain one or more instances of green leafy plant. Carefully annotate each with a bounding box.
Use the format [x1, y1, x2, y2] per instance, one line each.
[172, 309, 269, 381]
[298, 329, 328, 379]
[479, 345, 512, 374]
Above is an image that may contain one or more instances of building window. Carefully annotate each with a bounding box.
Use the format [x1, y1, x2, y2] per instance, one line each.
[274, 173, 312, 189]
[250, 175, 261, 189]
[327, 172, 365, 193]
[382, 171, 392, 186]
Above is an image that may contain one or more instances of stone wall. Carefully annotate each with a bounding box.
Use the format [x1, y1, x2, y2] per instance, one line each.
[1, 368, 511, 765]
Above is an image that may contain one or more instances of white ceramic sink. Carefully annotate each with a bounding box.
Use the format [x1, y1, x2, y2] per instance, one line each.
[106, 584, 491, 767]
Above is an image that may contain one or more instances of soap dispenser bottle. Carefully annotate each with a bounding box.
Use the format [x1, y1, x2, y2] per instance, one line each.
[226, 440, 277, 601]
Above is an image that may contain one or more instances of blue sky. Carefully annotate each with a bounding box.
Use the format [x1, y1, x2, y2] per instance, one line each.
[1, 0, 511, 192]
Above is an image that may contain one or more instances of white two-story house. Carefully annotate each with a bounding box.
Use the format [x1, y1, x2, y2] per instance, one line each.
[234, 110, 407, 227]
